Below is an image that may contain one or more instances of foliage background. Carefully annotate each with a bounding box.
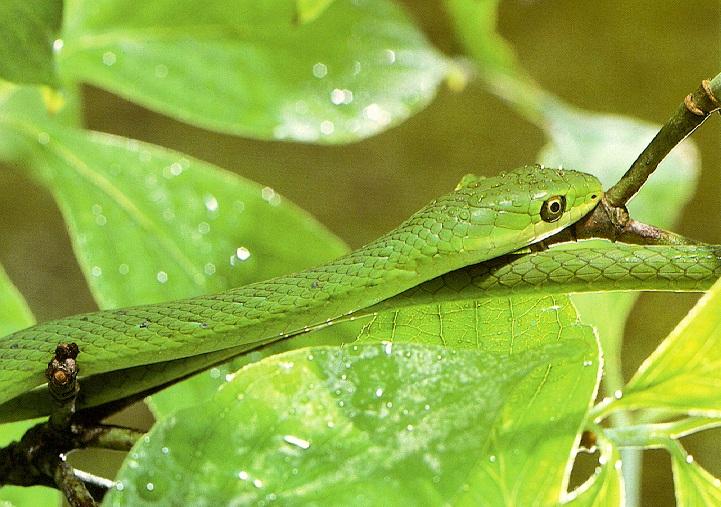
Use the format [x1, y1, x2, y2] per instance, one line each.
[0, 1, 718, 504]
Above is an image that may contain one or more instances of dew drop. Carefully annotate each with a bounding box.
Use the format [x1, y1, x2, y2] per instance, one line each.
[37, 132, 50, 145]
[319, 120, 334, 135]
[91, 266, 102, 277]
[489, 455, 497, 463]
[118, 264, 130, 275]
[613, 390, 623, 400]
[312, 62, 328, 78]
[384, 49, 396, 64]
[145, 482, 154, 492]
[204, 263, 216, 275]
[95, 215, 107, 226]
[236, 246, 251, 261]
[115, 481, 125, 491]
[52, 39, 64, 53]
[204, 194, 219, 212]
[209, 367, 221, 379]
[363, 103, 391, 126]
[583, 360, 593, 367]
[375, 388, 383, 398]
[261, 186, 281, 205]
[156, 271, 168, 283]
[155, 64, 168, 78]
[283, 435, 311, 449]
[102, 51, 116, 66]
[330, 88, 353, 105]
[686, 455, 694, 464]
[238, 470, 249, 480]
[253, 479, 264, 488]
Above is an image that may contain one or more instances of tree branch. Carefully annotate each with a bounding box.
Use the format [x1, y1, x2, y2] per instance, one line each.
[605, 75, 721, 207]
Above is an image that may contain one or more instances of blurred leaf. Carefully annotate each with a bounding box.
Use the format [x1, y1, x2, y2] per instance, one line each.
[0, 265, 34, 337]
[106, 341, 586, 506]
[0, 121, 347, 309]
[610, 276, 721, 415]
[295, 0, 335, 24]
[358, 295, 599, 505]
[562, 441, 624, 507]
[58, 0, 448, 144]
[0, 0, 62, 86]
[0, 268, 58, 506]
[672, 453, 721, 506]
[444, 0, 526, 81]
[0, 83, 81, 163]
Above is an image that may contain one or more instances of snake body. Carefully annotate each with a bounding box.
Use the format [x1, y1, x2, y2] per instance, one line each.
[0, 166, 602, 415]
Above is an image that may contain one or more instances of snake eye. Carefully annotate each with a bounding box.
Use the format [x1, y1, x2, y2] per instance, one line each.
[540, 195, 566, 222]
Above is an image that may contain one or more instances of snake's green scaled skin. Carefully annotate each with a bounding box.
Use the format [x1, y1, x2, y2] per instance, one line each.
[0, 166, 601, 415]
[3, 243, 720, 422]
[376, 243, 721, 310]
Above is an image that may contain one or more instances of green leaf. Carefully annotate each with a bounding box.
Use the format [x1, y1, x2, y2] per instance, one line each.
[0, 265, 34, 338]
[105, 341, 586, 506]
[562, 441, 623, 507]
[0, 268, 59, 506]
[672, 453, 721, 506]
[0, 121, 347, 309]
[358, 296, 599, 505]
[295, 0, 335, 24]
[609, 276, 721, 416]
[58, 0, 448, 144]
[0, 83, 81, 164]
[444, 0, 526, 82]
[0, 0, 62, 86]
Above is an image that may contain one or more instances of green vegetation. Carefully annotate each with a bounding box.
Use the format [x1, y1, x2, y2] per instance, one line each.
[0, 1, 719, 505]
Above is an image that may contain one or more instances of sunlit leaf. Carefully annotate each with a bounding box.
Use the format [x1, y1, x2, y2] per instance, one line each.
[105, 341, 586, 506]
[358, 295, 599, 505]
[0, 0, 62, 86]
[58, 0, 448, 144]
[672, 453, 721, 506]
[610, 276, 721, 415]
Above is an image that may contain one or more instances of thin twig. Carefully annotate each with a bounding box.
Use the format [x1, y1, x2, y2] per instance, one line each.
[605, 75, 721, 207]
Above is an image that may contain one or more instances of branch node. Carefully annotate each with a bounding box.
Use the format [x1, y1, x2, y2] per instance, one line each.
[684, 93, 705, 116]
[45, 343, 80, 430]
[701, 79, 721, 110]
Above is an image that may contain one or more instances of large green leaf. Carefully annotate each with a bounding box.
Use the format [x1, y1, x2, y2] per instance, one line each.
[104, 340, 587, 506]
[357, 296, 599, 505]
[608, 276, 721, 415]
[0, 0, 62, 86]
[0, 120, 348, 309]
[58, 0, 448, 144]
[0, 267, 59, 506]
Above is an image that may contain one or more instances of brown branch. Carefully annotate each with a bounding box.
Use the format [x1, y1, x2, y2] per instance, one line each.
[45, 342, 80, 430]
[605, 76, 721, 207]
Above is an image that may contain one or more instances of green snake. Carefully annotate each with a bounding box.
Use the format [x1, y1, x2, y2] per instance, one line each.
[0, 165, 718, 422]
